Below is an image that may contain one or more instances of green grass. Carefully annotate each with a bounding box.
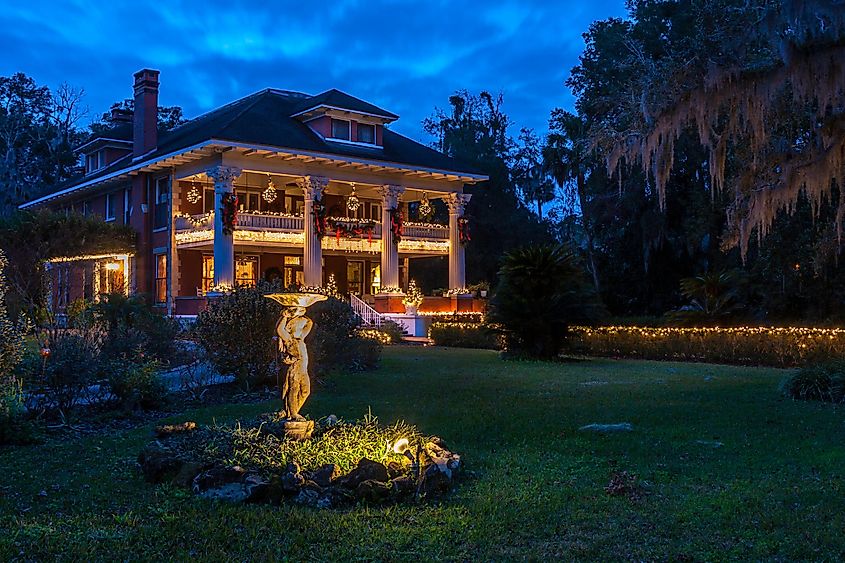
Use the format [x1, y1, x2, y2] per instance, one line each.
[2, 347, 844, 561]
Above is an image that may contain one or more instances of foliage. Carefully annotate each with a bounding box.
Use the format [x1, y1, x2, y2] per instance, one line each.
[0, 249, 30, 442]
[781, 361, 845, 403]
[0, 210, 136, 317]
[87, 293, 180, 364]
[665, 270, 744, 325]
[89, 99, 185, 136]
[172, 414, 420, 474]
[423, 90, 553, 286]
[2, 347, 845, 560]
[308, 296, 382, 376]
[488, 244, 604, 359]
[194, 285, 280, 390]
[569, 325, 845, 367]
[375, 320, 405, 344]
[107, 360, 168, 411]
[429, 322, 500, 350]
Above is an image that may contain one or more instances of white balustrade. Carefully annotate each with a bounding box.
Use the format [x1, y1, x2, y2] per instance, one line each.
[350, 293, 384, 327]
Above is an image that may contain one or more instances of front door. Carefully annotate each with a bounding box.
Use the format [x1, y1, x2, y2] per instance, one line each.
[347, 260, 364, 295]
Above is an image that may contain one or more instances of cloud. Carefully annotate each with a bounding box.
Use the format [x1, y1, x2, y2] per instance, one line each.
[0, 0, 627, 142]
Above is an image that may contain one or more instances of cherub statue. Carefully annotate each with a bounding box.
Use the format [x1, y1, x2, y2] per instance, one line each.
[275, 305, 314, 420]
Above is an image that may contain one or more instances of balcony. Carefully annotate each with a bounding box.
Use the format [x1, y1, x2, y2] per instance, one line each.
[174, 212, 449, 254]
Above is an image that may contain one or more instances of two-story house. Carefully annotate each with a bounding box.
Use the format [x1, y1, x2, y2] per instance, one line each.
[21, 69, 486, 320]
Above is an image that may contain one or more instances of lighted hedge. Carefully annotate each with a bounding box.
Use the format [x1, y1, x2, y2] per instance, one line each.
[568, 326, 845, 367]
[428, 322, 501, 350]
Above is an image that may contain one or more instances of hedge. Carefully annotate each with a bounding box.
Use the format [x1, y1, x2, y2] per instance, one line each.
[428, 322, 501, 350]
[568, 326, 845, 367]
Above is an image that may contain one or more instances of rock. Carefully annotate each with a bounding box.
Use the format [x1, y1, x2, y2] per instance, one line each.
[303, 479, 324, 493]
[316, 495, 333, 509]
[416, 462, 452, 498]
[424, 440, 461, 479]
[334, 458, 389, 489]
[266, 475, 286, 505]
[172, 461, 207, 488]
[243, 473, 270, 503]
[390, 475, 415, 497]
[293, 488, 320, 507]
[354, 479, 392, 502]
[199, 483, 250, 503]
[386, 461, 407, 479]
[324, 414, 339, 427]
[578, 423, 634, 433]
[695, 439, 724, 448]
[281, 470, 305, 493]
[137, 442, 183, 483]
[308, 464, 340, 488]
[154, 421, 197, 439]
[192, 466, 247, 493]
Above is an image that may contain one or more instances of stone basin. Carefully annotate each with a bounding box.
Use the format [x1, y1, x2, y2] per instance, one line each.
[265, 292, 328, 308]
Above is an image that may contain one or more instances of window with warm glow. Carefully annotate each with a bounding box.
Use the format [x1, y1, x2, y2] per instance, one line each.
[155, 254, 167, 304]
[99, 260, 125, 294]
[347, 261, 364, 295]
[370, 264, 381, 295]
[202, 255, 214, 294]
[236, 256, 258, 287]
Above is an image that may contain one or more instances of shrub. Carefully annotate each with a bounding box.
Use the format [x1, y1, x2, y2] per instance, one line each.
[487, 244, 604, 359]
[88, 293, 180, 364]
[107, 360, 168, 410]
[194, 285, 280, 390]
[308, 297, 382, 376]
[429, 322, 501, 349]
[0, 249, 29, 432]
[377, 320, 405, 343]
[781, 361, 845, 403]
[569, 326, 845, 367]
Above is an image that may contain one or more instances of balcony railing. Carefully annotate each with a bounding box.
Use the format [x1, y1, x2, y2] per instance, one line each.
[175, 212, 448, 240]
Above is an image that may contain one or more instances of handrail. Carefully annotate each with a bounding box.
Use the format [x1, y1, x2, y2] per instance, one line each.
[349, 294, 383, 327]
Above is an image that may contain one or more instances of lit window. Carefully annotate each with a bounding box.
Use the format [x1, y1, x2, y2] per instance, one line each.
[236, 256, 258, 287]
[155, 254, 167, 304]
[105, 193, 116, 221]
[202, 255, 214, 295]
[357, 123, 375, 144]
[331, 119, 350, 140]
[99, 260, 125, 295]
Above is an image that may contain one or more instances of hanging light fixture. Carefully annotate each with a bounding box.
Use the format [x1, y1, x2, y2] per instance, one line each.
[263, 174, 278, 203]
[418, 192, 433, 222]
[346, 182, 360, 213]
[186, 179, 201, 205]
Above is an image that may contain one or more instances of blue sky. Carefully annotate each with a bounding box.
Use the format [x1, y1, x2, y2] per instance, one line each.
[2, 1, 627, 142]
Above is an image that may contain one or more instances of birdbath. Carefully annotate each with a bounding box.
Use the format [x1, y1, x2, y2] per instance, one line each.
[265, 292, 328, 439]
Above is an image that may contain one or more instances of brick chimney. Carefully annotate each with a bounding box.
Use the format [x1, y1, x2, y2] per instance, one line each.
[133, 69, 160, 157]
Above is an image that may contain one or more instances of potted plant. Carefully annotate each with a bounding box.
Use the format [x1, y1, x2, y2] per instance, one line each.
[402, 280, 424, 315]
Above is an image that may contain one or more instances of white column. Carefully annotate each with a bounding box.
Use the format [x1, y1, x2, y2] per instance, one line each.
[299, 175, 329, 287]
[378, 184, 405, 290]
[207, 165, 242, 289]
[446, 192, 472, 290]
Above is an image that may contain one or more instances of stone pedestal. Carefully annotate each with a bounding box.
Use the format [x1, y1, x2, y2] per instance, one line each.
[282, 420, 315, 441]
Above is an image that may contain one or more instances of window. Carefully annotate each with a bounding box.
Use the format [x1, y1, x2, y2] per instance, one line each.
[56, 266, 70, 308]
[155, 254, 167, 304]
[202, 255, 214, 294]
[357, 123, 375, 144]
[236, 256, 258, 287]
[331, 118, 351, 140]
[154, 177, 170, 229]
[81, 201, 92, 216]
[105, 193, 116, 221]
[369, 264, 381, 295]
[347, 261, 364, 295]
[369, 202, 382, 221]
[86, 151, 105, 174]
[123, 188, 131, 224]
[284, 255, 303, 288]
[98, 260, 125, 294]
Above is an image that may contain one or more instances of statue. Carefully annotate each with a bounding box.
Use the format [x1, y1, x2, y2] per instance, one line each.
[265, 292, 327, 437]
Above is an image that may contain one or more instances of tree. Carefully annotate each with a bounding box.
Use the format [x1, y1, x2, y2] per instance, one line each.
[89, 99, 185, 136]
[488, 244, 603, 359]
[423, 91, 553, 286]
[0, 249, 28, 429]
[512, 128, 555, 217]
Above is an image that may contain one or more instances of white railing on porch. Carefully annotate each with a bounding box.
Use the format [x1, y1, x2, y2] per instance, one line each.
[403, 223, 449, 240]
[350, 294, 383, 327]
[238, 213, 304, 231]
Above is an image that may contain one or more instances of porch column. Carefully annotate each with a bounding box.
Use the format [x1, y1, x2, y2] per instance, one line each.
[379, 184, 405, 289]
[446, 192, 472, 289]
[299, 175, 329, 287]
[207, 165, 242, 289]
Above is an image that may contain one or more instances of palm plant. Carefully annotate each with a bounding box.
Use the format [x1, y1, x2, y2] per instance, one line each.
[487, 244, 604, 359]
[667, 271, 743, 325]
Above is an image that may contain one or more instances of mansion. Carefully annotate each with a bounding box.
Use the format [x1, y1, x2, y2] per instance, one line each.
[21, 69, 486, 322]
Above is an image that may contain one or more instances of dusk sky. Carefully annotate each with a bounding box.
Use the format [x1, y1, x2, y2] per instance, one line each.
[3, 1, 627, 142]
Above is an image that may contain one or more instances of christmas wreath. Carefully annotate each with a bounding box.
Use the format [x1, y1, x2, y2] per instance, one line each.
[389, 207, 403, 244]
[458, 217, 471, 245]
[221, 193, 238, 236]
[312, 199, 327, 237]
[326, 218, 377, 242]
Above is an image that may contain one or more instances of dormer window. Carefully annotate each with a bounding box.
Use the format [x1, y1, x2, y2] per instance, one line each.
[330, 119, 351, 141]
[86, 150, 106, 174]
[357, 123, 375, 144]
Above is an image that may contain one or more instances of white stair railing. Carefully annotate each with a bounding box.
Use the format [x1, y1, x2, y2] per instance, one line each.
[349, 294, 383, 327]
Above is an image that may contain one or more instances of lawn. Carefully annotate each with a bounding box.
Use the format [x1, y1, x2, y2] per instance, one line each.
[2, 347, 844, 561]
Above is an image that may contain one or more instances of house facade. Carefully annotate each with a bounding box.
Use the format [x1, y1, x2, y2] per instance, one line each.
[22, 69, 486, 321]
